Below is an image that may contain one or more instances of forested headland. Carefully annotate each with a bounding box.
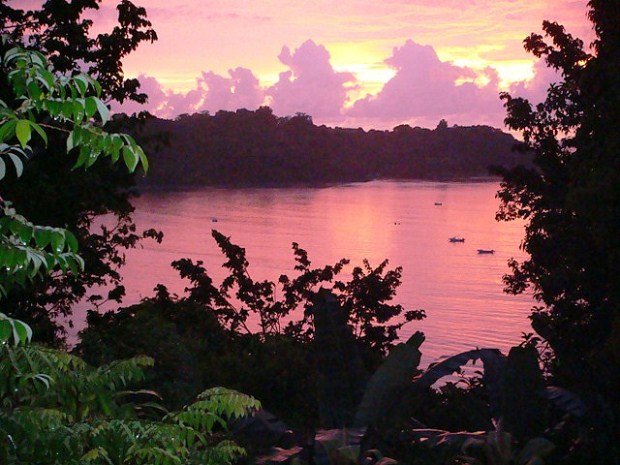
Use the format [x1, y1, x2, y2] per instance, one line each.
[125, 109, 529, 188]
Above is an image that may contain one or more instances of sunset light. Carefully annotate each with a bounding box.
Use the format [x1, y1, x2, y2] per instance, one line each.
[108, 0, 594, 129]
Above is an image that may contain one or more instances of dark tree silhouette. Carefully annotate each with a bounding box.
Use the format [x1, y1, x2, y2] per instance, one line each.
[129, 107, 526, 188]
[496, 1, 620, 460]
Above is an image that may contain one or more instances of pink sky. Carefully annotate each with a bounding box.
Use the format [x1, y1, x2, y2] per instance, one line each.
[103, 0, 594, 130]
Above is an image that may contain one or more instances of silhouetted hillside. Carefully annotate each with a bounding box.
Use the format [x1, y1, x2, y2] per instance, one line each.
[124, 107, 529, 188]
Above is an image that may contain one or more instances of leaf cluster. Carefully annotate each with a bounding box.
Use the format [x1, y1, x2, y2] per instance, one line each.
[0, 0, 157, 104]
[173, 230, 423, 357]
[494, 4, 620, 461]
[0, 339, 259, 465]
[0, 42, 148, 175]
[0, 1, 160, 343]
[0, 41, 159, 342]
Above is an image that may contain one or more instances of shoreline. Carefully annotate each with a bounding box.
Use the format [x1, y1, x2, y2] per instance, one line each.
[135, 175, 504, 193]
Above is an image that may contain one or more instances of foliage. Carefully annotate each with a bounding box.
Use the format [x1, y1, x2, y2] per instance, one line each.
[448, 429, 555, 465]
[354, 332, 424, 428]
[130, 108, 528, 188]
[77, 231, 423, 429]
[0, 201, 84, 299]
[0, 43, 148, 176]
[345, 342, 588, 465]
[76, 286, 230, 409]
[0, 1, 159, 343]
[494, 2, 620, 461]
[177, 229, 425, 357]
[0, 0, 157, 104]
[495, 1, 619, 380]
[312, 427, 368, 465]
[0, 341, 260, 465]
[0, 43, 260, 465]
[0, 42, 149, 341]
[243, 336, 577, 465]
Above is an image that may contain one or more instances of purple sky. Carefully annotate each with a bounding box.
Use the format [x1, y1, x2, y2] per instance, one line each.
[107, 0, 593, 130]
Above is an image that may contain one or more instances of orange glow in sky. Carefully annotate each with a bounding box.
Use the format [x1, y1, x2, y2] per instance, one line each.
[101, 0, 594, 129]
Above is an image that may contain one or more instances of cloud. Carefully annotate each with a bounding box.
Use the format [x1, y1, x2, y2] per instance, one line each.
[110, 74, 168, 115]
[507, 57, 561, 104]
[266, 40, 357, 119]
[196, 67, 264, 113]
[112, 68, 264, 118]
[113, 38, 561, 131]
[346, 39, 506, 128]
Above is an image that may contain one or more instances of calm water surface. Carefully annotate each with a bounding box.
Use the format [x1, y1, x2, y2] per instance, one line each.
[81, 181, 535, 367]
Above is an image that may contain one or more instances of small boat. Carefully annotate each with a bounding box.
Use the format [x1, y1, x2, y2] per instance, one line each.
[211, 217, 218, 223]
[477, 249, 495, 254]
[449, 237, 465, 243]
[434, 202, 443, 206]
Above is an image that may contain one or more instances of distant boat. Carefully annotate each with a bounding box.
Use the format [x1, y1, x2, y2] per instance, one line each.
[449, 237, 465, 243]
[477, 249, 495, 254]
[434, 202, 443, 206]
[211, 217, 218, 223]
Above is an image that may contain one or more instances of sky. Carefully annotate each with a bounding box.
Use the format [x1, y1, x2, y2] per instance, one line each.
[98, 0, 594, 130]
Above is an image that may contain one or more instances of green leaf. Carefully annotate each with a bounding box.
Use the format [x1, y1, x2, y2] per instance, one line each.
[67, 256, 79, 275]
[44, 99, 61, 117]
[36, 68, 55, 90]
[29, 50, 47, 68]
[34, 228, 52, 249]
[73, 100, 85, 122]
[90, 79, 102, 97]
[110, 134, 123, 162]
[27, 81, 43, 101]
[122, 146, 139, 173]
[8, 153, 23, 177]
[13, 319, 32, 344]
[33, 373, 52, 389]
[85, 97, 98, 119]
[15, 119, 31, 148]
[50, 230, 65, 253]
[137, 146, 149, 173]
[0, 119, 16, 142]
[94, 98, 110, 124]
[64, 230, 79, 253]
[74, 75, 89, 96]
[3, 47, 22, 64]
[27, 250, 43, 277]
[29, 122, 48, 146]
[62, 100, 74, 119]
[73, 145, 90, 169]
[20, 223, 34, 243]
[0, 318, 11, 343]
[43, 251, 56, 269]
[67, 127, 81, 153]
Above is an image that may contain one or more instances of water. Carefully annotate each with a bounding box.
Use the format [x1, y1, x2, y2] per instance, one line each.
[79, 180, 535, 368]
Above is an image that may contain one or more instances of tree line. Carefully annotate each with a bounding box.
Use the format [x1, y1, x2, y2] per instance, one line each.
[125, 110, 529, 188]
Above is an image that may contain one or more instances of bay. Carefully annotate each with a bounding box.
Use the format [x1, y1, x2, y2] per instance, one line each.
[78, 180, 535, 368]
